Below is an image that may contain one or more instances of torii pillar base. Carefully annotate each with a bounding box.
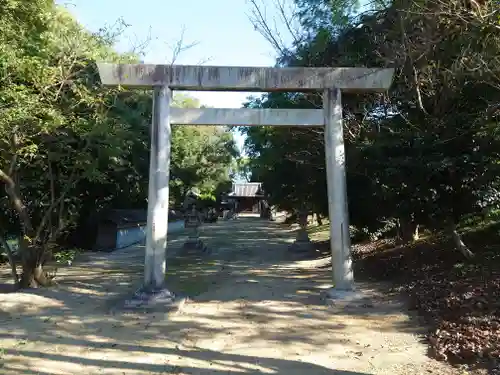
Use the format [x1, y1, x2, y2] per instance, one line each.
[321, 287, 375, 310]
[120, 285, 186, 312]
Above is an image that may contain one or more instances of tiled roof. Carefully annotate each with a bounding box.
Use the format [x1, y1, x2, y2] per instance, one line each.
[229, 183, 264, 197]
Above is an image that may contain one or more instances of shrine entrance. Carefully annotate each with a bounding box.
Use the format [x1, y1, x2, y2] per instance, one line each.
[97, 63, 394, 307]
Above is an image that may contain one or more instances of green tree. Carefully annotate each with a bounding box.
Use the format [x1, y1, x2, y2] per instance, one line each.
[242, 0, 500, 253]
[0, 3, 142, 286]
[170, 124, 239, 205]
[0, 3, 239, 288]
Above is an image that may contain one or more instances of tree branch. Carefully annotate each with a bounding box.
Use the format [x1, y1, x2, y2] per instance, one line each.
[0, 168, 34, 237]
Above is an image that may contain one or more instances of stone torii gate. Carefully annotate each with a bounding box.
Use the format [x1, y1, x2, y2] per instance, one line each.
[97, 63, 394, 307]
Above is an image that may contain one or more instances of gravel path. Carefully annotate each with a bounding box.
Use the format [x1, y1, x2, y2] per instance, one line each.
[0, 216, 461, 374]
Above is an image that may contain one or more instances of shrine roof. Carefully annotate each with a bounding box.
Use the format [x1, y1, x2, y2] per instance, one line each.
[228, 183, 264, 198]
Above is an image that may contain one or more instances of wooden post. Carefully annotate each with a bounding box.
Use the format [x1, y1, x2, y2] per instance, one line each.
[323, 88, 354, 291]
[144, 86, 172, 289]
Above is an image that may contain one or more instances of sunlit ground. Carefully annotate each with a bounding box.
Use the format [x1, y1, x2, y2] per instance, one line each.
[0, 216, 457, 375]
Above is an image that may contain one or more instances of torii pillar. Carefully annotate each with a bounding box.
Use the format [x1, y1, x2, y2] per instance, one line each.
[97, 63, 394, 308]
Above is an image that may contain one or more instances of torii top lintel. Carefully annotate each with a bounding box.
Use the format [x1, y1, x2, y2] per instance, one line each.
[97, 63, 394, 93]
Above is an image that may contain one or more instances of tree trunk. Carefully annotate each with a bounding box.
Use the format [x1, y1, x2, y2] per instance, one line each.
[0, 170, 51, 288]
[19, 244, 38, 288]
[20, 264, 52, 288]
[398, 215, 419, 244]
[18, 240, 52, 288]
[448, 222, 474, 259]
[316, 213, 323, 226]
[1, 156, 53, 289]
[413, 224, 419, 241]
[0, 234, 19, 287]
[260, 199, 269, 218]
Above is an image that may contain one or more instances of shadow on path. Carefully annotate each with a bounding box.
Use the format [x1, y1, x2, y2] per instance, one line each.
[0, 217, 457, 374]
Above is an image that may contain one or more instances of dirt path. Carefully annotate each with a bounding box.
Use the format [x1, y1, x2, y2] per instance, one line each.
[0, 217, 460, 374]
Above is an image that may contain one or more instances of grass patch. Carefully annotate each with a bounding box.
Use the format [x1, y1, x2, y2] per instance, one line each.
[307, 223, 329, 235]
[307, 223, 330, 243]
[458, 209, 500, 233]
[53, 248, 81, 265]
[165, 256, 224, 297]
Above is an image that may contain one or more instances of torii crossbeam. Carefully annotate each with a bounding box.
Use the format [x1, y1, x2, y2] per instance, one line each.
[97, 63, 394, 308]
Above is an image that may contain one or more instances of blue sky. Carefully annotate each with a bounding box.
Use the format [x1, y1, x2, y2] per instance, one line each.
[56, 0, 293, 152]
